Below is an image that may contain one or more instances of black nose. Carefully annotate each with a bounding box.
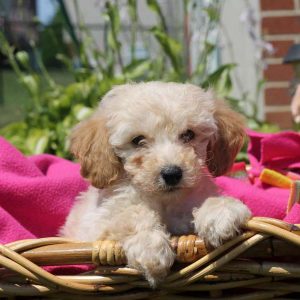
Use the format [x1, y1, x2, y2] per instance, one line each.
[160, 165, 183, 186]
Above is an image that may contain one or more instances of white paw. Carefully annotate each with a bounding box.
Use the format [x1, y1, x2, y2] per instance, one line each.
[193, 197, 251, 248]
[123, 231, 175, 287]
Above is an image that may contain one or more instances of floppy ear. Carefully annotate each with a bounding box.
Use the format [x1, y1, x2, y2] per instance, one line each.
[206, 100, 246, 177]
[69, 115, 122, 188]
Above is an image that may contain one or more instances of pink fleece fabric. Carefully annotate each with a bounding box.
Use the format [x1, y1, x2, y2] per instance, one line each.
[0, 137, 88, 243]
[1, 130, 300, 244]
[216, 129, 300, 224]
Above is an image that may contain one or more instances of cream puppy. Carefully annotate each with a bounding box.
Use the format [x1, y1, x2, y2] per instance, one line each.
[61, 82, 251, 286]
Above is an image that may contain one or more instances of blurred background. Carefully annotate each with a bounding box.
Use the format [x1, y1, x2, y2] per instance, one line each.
[0, 0, 297, 158]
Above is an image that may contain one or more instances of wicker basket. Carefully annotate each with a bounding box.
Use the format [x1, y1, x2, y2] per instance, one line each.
[1, 217, 300, 299]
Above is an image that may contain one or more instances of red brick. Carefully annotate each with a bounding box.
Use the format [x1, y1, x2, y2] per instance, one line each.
[265, 111, 293, 129]
[265, 88, 291, 105]
[265, 40, 294, 58]
[260, 0, 294, 11]
[262, 16, 300, 35]
[264, 64, 293, 81]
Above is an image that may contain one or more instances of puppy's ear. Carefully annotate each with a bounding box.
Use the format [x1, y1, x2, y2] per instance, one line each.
[206, 100, 245, 177]
[69, 115, 122, 188]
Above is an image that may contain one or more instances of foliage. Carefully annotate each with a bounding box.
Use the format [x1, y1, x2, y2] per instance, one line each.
[0, 0, 273, 158]
[39, 9, 68, 67]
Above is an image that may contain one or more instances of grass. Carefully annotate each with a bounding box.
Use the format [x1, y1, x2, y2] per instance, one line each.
[0, 69, 73, 127]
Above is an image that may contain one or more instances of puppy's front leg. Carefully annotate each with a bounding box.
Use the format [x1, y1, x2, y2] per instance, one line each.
[193, 197, 251, 248]
[116, 203, 175, 287]
[123, 228, 175, 287]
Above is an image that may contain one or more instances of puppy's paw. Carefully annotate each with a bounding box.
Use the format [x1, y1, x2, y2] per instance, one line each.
[193, 197, 251, 248]
[123, 231, 175, 287]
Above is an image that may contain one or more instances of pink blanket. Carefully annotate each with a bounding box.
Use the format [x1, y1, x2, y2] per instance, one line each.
[1, 130, 300, 243]
[0, 137, 88, 243]
[216, 130, 300, 224]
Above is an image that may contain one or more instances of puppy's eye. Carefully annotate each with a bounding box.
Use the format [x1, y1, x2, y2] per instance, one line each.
[131, 135, 146, 147]
[179, 129, 195, 143]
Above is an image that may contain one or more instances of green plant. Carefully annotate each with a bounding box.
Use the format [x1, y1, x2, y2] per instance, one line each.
[0, 0, 249, 157]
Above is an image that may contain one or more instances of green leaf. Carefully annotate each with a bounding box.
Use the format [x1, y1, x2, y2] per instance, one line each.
[203, 6, 220, 22]
[15, 51, 30, 70]
[19, 75, 39, 97]
[72, 104, 93, 121]
[255, 78, 265, 98]
[0, 122, 27, 136]
[124, 59, 152, 79]
[56, 53, 73, 70]
[204, 41, 216, 55]
[236, 151, 249, 163]
[105, 2, 121, 52]
[127, 0, 137, 22]
[247, 119, 280, 133]
[151, 26, 182, 74]
[194, 42, 216, 79]
[202, 64, 236, 97]
[26, 129, 51, 154]
[106, 2, 120, 34]
[225, 96, 242, 111]
[146, 0, 167, 31]
[107, 30, 121, 52]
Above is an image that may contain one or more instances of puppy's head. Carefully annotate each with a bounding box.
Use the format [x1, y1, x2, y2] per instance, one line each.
[70, 82, 245, 195]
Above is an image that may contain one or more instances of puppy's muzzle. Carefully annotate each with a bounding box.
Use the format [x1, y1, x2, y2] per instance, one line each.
[160, 165, 182, 186]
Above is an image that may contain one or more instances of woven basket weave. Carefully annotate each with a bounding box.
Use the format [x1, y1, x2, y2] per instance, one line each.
[1, 217, 300, 299]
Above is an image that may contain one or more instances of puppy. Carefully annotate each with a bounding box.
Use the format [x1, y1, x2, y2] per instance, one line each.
[61, 82, 251, 286]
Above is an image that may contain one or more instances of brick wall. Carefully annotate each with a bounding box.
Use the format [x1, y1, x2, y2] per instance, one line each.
[261, 0, 300, 129]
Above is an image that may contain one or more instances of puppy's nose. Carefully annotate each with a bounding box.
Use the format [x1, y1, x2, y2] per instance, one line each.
[160, 165, 183, 186]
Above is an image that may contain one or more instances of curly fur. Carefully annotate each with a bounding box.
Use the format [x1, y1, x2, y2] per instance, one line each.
[60, 82, 251, 287]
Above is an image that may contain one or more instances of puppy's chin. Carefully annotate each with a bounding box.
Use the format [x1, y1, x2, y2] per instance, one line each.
[132, 182, 190, 199]
[163, 186, 180, 193]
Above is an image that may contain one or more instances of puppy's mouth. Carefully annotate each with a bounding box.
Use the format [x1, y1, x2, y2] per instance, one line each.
[163, 186, 180, 193]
